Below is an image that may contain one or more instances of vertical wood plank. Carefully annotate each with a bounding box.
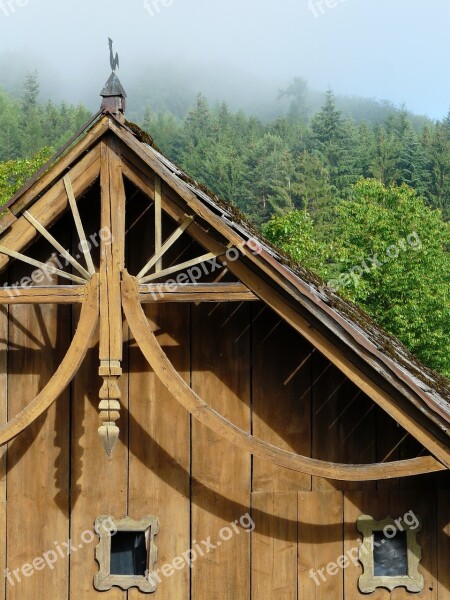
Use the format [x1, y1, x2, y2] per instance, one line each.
[191, 302, 251, 600]
[0, 303, 7, 600]
[390, 491, 437, 600]
[252, 308, 312, 493]
[252, 491, 297, 600]
[98, 136, 126, 455]
[312, 354, 376, 493]
[298, 491, 343, 600]
[6, 255, 70, 599]
[69, 326, 128, 600]
[343, 492, 390, 600]
[128, 199, 190, 600]
[99, 137, 124, 364]
[437, 490, 450, 600]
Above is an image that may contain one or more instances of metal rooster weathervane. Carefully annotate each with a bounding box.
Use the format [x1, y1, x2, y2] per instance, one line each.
[108, 37, 119, 71]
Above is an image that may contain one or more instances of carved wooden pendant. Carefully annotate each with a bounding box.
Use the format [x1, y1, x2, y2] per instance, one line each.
[98, 362, 122, 457]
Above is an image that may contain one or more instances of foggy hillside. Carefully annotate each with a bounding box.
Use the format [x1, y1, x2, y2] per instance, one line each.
[0, 51, 431, 128]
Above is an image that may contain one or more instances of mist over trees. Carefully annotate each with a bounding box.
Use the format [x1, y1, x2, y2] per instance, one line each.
[0, 72, 90, 161]
[0, 72, 448, 376]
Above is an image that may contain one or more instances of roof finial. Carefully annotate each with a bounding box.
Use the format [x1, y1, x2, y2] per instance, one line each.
[108, 37, 119, 72]
[100, 37, 127, 115]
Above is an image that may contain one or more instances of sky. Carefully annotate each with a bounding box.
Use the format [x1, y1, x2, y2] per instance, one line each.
[0, 0, 450, 118]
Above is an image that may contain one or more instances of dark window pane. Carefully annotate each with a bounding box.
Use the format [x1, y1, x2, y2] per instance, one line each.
[373, 531, 408, 577]
[110, 531, 148, 576]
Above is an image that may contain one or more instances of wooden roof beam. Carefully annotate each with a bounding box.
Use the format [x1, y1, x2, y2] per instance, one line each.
[0, 285, 86, 304]
[139, 282, 258, 303]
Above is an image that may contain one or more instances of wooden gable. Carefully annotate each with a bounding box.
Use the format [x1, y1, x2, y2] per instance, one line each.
[0, 110, 447, 599]
[0, 113, 448, 476]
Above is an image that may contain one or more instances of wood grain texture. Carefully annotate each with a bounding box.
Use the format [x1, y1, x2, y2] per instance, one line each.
[69, 188, 127, 600]
[136, 216, 193, 281]
[118, 124, 450, 447]
[69, 322, 128, 600]
[252, 307, 312, 493]
[312, 355, 377, 492]
[0, 303, 7, 600]
[437, 490, 450, 600]
[23, 210, 91, 280]
[0, 285, 86, 305]
[148, 174, 450, 470]
[252, 491, 297, 600]
[139, 282, 257, 303]
[191, 301, 251, 600]
[343, 492, 390, 600]
[298, 491, 344, 600]
[6, 250, 71, 599]
[123, 273, 443, 482]
[99, 137, 124, 364]
[154, 175, 162, 272]
[128, 201, 191, 600]
[0, 277, 98, 446]
[390, 491, 437, 600]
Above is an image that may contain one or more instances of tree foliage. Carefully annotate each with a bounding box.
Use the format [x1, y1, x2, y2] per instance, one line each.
[0, 74, 448, 378]
[0, 147, 53, 206]
[263, 180, 450, 377]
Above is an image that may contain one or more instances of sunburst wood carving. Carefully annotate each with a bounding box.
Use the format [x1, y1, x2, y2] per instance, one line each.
[0, 134, 446, 480]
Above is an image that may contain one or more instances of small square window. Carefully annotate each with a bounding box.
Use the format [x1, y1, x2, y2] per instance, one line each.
[110, 531, 148, 577]
[94, 515, 159, 593]
[373, 530, 408, 577]
[357, 514, 424, 593]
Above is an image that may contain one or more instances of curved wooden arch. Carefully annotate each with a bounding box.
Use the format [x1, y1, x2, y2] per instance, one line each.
[0, 275, 99, 446]
[121, 271, 446, 481]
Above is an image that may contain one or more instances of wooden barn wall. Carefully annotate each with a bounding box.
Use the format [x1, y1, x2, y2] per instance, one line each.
[0, 188, 447, 600]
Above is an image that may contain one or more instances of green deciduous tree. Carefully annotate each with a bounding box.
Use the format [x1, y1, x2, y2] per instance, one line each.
[331, 179, 450, 376]
[262, 209, 328, 272]
[0, 147, 53, 206]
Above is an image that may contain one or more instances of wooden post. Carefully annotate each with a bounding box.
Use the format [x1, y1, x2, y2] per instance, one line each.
[98, 135, 126, 456]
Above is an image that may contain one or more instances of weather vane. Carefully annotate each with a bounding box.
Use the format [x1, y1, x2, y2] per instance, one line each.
[108, 38, 119, 72]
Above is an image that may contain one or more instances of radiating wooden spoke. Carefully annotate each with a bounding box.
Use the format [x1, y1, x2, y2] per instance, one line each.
[154, 175, 163, 273]
[122, 270, 447, 481]
[0, 275, 99, 446]
[0, 245, 87, 285]
[23, 210, 92, 280]
[63, 174, 96, 276]
[136, 215, 194, 280]
[140, 251, 222, 284]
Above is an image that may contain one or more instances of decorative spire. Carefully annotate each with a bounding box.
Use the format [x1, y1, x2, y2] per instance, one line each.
[100, 37, 127, 114]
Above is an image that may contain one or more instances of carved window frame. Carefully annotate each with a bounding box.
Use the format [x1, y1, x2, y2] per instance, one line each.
[357, 514, 424, 593]
[94, 515, 159, 593]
